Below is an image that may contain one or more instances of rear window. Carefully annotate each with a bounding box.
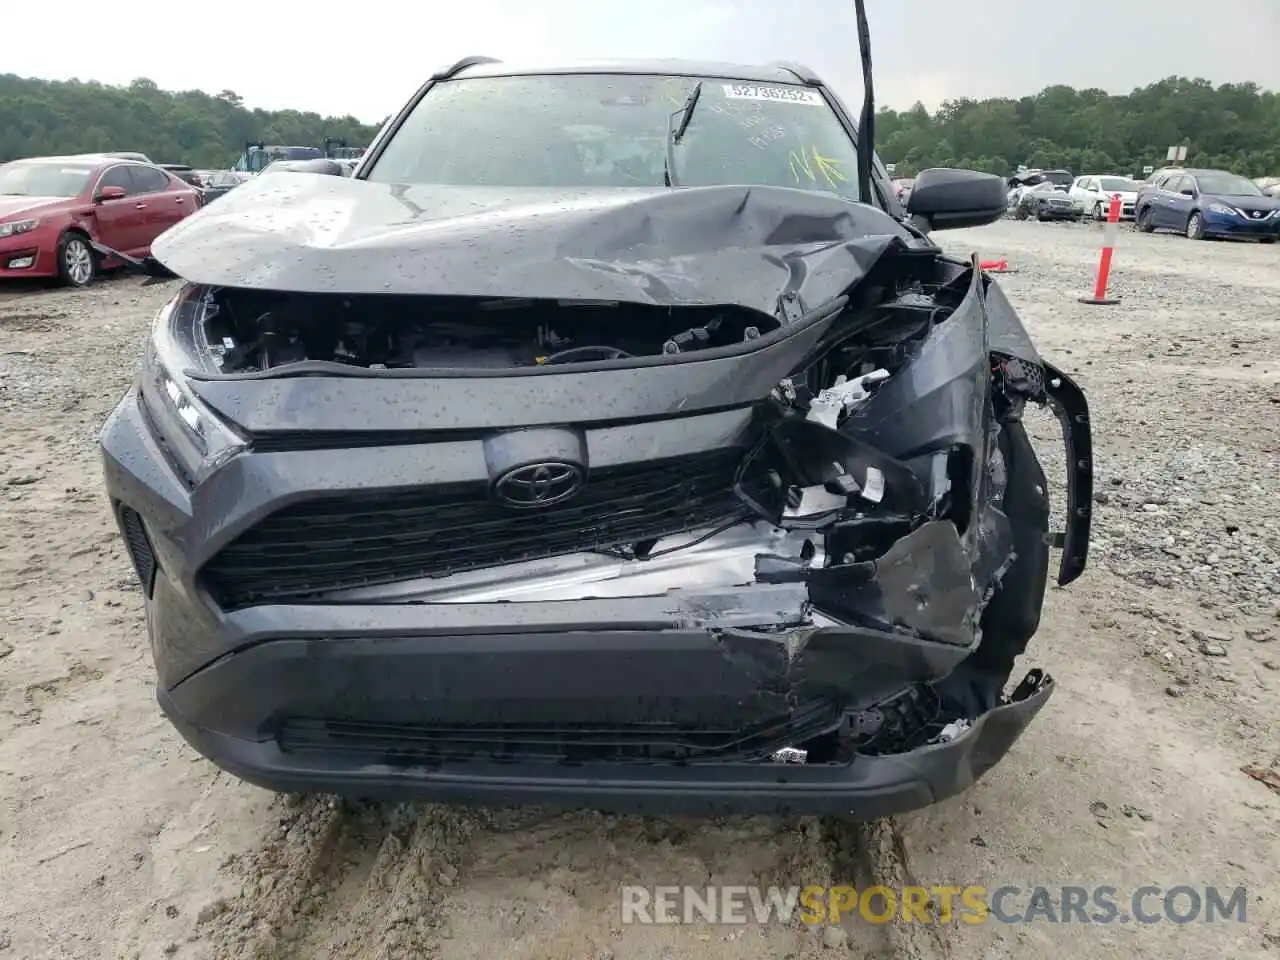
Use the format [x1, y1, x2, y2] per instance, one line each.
[364, 73, 864, 202]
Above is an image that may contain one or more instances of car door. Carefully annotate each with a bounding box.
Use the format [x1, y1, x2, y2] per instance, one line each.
[90, 165, 147, 251]
[1165, 175, 1196, 228]
[1146, 174, 1179, 227]
[129, 165, 193, 246]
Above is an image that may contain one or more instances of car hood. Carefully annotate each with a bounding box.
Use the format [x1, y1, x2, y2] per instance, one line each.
[0, 196, 72, 220]
[151, 174, 919, 315]
[1204, 193, 1280, 212]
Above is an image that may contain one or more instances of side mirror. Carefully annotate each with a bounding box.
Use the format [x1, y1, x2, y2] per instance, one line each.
[905, 167, 1008, 231]
[1180, 187, 1196, 197]
[95, 185, 127, 203]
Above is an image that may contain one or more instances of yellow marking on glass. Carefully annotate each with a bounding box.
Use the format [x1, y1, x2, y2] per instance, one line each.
[789, 145, 846, 190]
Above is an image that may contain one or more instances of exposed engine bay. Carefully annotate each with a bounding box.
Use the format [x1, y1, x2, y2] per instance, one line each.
[198, 288, 781, 372]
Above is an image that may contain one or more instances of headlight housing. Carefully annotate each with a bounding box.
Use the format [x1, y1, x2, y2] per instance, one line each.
[138, 286, 245, 485]
[1206, 202, 1235, 215]
[0, 218, 39, 239]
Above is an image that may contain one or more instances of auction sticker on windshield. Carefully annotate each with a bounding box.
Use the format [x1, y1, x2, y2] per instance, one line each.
[721, 84, 824, 105]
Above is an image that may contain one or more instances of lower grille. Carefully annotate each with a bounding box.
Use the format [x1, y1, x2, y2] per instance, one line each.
[277, 702, 842, 766]
[202, 449, 748, 608]
[118, 506, 158, 596]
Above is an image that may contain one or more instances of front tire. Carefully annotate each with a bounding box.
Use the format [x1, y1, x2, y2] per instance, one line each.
[1093, 201, 1104, 220]
[1186, 212, 1206, 240]
[1136, 207, 1156, 233]
[57, 233, 96, 287]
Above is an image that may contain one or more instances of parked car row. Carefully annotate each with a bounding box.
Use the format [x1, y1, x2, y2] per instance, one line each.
[0, 154, 202, 286]
[1135, 168, 1280, 241]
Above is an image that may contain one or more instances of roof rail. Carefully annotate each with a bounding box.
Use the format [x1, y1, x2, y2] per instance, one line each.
[431, 56, 501, 82]
[766, 61, 822, 85]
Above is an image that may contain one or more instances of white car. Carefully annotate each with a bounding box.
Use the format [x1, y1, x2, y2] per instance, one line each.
[1069, 175, 1141, 220]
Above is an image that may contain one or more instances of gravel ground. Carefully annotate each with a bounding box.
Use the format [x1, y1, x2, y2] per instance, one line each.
[0, 219, 1277, 959]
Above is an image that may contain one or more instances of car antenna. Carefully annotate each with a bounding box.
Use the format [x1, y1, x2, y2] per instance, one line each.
[853, 0, 875, 204]
[664, 81, 703, 187]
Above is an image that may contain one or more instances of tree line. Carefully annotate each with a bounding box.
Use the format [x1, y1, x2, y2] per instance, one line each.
[877, 76, 1280, 179]
[0, 74, 383, 169]
[1, 72, 1277, 178]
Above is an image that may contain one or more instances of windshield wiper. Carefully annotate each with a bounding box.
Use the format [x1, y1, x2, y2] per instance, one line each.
[663, 81, 704, 188]
[853, 0, 875, 205]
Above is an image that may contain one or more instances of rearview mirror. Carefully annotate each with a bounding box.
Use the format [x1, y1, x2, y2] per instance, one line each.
[905, 168, 1008, 231]
[95, 185, 127, 202]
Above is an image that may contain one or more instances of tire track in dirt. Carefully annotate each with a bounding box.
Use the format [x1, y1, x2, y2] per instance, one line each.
[196, 796, 959, 959]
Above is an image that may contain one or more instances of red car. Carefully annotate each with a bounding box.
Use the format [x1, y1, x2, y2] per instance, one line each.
[0, 155, 201, 287]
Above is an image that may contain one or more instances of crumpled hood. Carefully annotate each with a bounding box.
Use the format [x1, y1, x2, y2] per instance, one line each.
[151, 174, 918, 315]
[0, 196, 69, 220]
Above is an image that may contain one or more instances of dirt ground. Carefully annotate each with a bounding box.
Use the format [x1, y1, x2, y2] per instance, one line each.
[1, 219, 1278, 960]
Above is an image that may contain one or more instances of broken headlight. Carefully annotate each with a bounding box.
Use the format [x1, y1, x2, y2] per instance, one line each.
[138, 286, 245, 484]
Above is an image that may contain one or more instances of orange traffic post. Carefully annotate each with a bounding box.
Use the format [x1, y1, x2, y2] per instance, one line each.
[1079, 194, 1123, 305]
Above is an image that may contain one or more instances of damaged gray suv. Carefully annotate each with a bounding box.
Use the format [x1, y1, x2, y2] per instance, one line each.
[100, 55, 1092, 817]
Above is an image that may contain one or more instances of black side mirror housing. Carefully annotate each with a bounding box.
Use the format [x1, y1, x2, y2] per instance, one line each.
[292, 158, 347, 177]
[906, 167, 1008, 231]
[263, 158, 347, 177]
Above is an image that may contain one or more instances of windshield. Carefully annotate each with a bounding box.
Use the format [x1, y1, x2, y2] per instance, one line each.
[0, 162, 95, 198]
[1195, 172, 1263, 197]
[1098, 177, 1140, 192]
[364, 73, 864, 202]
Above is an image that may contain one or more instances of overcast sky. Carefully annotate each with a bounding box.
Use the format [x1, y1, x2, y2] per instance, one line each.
[7, 0, 1278, 123]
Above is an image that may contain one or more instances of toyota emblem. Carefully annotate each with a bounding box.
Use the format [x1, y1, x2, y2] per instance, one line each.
[494, 461, 584, 508]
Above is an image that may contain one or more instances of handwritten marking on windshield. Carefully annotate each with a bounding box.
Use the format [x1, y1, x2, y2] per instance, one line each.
[789, 146, 847, 190]
[748, 126, 787, 150]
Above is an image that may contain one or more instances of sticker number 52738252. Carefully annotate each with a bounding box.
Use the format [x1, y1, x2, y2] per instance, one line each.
[721, 84, 824, 106]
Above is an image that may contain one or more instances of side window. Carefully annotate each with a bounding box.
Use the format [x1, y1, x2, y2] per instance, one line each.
[98, 165, 135, 196]
[130, 165, 172, 195]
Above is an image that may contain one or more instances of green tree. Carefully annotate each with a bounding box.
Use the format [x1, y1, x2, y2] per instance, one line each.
[0, 73, 381, 168]
[873, 76, 1280, 179]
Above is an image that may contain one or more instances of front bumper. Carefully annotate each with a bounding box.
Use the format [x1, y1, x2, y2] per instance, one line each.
[159, 665, 1052, 817]
[100, 377, 1057, 817]
[0, 231, 57, 278]
[1202, 210, 1280, 238]
[1036, 205, 1080, 220]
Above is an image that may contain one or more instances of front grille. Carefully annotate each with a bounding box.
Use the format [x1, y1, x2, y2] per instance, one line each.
[277, 700, 843, 765]
[202, 449, 748, 608]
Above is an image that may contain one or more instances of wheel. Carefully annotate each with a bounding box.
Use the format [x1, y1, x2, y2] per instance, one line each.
[1093, 201, 1104, 220]
[1185, 211, 1205, 240]
[1015, 203, 1031, 221]
[57, 233, 96, 287]
[1136, 207, 1155, 233]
